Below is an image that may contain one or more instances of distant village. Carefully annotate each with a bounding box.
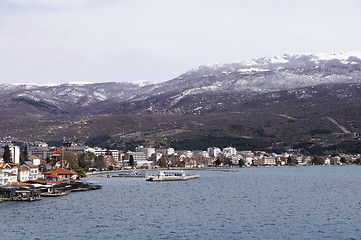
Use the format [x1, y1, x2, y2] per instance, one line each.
[1, 140, 360, 186]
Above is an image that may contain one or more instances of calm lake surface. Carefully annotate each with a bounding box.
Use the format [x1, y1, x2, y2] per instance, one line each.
[1, 166, 361, 239]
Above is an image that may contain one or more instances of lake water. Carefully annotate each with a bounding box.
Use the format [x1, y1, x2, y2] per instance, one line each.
[1, 166, 361, 239]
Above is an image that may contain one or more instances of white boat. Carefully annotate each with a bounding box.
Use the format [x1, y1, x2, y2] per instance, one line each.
[146, 170, 199, 181]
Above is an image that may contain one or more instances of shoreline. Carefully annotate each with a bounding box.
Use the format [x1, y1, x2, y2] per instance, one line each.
[86, 164, 353, 176]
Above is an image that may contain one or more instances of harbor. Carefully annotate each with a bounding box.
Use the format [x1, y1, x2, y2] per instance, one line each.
[0, 179, 101, 202]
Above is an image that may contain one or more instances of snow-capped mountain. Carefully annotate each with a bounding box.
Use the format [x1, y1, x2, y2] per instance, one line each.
[0, 81, 152, 111]
[155, 50, 361, 94]
[127, 51, 361, 112]
[1, 51, 361, 150]
[0, 51, 360, 114]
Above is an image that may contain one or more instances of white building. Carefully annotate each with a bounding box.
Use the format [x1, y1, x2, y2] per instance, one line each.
[231, 156, 241, 165]
[129, 152, 147, 161]
[86, 147, 119, 161]
[135, 146, 155, 159]
[157, 147, 175, 155]
[0, 145, 20, 164]
[0, 171, 11, 185]
[135, 160, 153, 168]
[146, 148, 155, 159]
[194, 151, 208, 158]
[207, 147, 221, 157]
[259, 157, 276, 166]
[27, 165, 43, 180]
[243, 156, 255, 166]
[185, 151, 193, 158]
[10, 146, 20, 164]
[223, 147, 237, 157]
[31, 156, 42, 166]
[0, 163, 18, 184]
[151, 152, 163, 162]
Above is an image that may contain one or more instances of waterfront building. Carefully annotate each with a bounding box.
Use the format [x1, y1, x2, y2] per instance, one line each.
[194, 151, 208, 158]
[157, 146, 175, 155]
[184, 150, 193, 158]
[43, 168, 78, 181]
[259, 156, 276, 166]
[145, 148, 156, 159]
[278, 156, 287, 166]
[0, 163, 18, 184]
[135, 146, 156, 159]
[18, 165, 30, 182]
[223, 147, 237, 157]
[207, 147, 221, 157]
[231, 155, 241, 165]
[0, 171, 13, 185]
[135, 160, 153, 168]
[128, 151, 147, 161]
[150, 152, 163, 162]
[330, 156, 341, 165]
[0, 163, 19, 184]
[27, 165, 43, 180]
[242, 155, 255, 166]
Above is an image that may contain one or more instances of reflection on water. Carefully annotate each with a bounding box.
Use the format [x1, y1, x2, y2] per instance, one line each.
[1, 166, 361, 239]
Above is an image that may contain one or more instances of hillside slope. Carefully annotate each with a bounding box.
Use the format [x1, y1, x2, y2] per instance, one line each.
[1, 51, 361, 153]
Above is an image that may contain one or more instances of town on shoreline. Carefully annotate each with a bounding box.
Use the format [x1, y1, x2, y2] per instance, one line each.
[1, 139, 360, 202]
[1, 140, 360, 179]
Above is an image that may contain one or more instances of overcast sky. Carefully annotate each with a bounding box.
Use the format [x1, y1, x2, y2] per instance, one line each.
[1, 0, 360, 85]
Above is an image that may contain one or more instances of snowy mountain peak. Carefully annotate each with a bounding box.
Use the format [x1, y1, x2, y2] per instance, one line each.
[312, 50, 361, 61]
[1, 50, 361, 115]
[130, 81, 154, 87]
[184, 51, 361, 76]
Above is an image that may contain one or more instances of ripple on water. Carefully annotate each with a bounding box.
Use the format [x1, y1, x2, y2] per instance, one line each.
[1, 167, 361, 239]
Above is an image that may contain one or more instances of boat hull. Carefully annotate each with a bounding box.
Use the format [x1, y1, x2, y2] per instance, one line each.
[146, 174, 200, 181]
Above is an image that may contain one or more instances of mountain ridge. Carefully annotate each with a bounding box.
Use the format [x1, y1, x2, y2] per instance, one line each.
[1, 51, 361, 154]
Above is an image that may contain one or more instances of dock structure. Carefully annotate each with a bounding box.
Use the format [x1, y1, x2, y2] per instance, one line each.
[0, 180, 101, 202]
[0, 186, 41, 202]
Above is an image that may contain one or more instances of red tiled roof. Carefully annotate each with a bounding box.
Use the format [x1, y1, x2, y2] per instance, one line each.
[0, 163, 10, 169]
[11, 182, 30, 186]
[48, 173, 58, 178]
[24, 180, 47, 185]
[44, 168, 77, 175]
[19, 165, 29, 171]
[26, 164, 39, 168]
